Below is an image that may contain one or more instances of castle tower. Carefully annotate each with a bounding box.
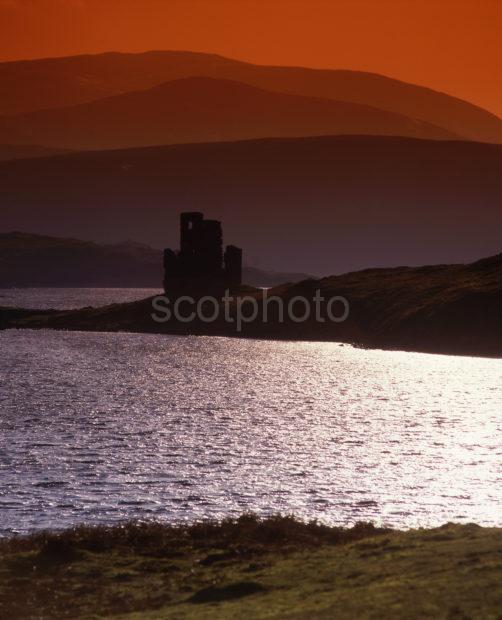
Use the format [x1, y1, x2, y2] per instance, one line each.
[163, 212, 242, 295]
[224, 245, 242, 288]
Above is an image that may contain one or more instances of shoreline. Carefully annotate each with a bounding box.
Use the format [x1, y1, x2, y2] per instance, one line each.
[4, 321, 502, 361]
[1, 515, 501, 619]
[3, 249, 502, 358]
[2, 298, 502, 360]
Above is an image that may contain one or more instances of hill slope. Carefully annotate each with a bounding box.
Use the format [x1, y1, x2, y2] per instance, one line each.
[0, 135, 501, 274]
[0, 77, 457, 150]
[0, 50, 500, 142]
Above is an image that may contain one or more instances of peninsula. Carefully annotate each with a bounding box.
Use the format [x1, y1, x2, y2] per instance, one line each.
[2, 249, 502, 358]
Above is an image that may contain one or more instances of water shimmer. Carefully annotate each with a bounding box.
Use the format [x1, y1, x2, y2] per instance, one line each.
[0, 329, 500, 535]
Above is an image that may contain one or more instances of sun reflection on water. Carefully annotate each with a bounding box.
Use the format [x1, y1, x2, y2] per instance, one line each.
[0, 330, 501, 535]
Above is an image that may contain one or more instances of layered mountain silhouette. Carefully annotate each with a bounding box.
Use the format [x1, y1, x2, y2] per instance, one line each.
[0, 232, 310, 288]
[1, 51, 501, 143]
[0, 77, 457, 150]
[1, 135, 501, 274]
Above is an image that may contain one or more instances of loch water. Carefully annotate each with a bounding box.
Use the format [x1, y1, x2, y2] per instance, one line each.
[1, 322, 500, 535]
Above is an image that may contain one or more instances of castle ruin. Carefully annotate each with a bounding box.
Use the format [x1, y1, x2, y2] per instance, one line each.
[163, 212, 242, 295]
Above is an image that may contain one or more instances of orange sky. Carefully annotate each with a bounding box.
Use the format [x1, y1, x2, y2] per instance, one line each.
[1, 0, 501, 117]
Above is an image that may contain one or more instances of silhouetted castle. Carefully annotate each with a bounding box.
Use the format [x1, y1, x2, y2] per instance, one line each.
[163, 212, 242, 295]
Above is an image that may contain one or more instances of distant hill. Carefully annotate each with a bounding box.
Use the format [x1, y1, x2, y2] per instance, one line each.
[0, 144, 72, 161]
[0, 51, 500, 142]
[4, 252, 502, 358]
[0, 77, 457, 150]
[0, 232, 310, 288]
[0, 233, 162, 287]
[1, 135, 501, 274]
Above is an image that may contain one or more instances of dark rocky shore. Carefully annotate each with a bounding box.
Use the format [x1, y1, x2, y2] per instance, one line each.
[2, 252, 502, 357]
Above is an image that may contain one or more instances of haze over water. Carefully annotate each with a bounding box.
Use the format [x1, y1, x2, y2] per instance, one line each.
[1, 326, 500, 536]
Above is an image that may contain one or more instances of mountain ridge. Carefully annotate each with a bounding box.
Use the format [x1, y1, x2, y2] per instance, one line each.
[0, 144, 73, 161]
[0, 50, 500, 142]
[0, 76, 458, 150]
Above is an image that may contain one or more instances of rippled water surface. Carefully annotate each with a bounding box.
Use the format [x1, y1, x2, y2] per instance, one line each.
[0, 329, 500, 535]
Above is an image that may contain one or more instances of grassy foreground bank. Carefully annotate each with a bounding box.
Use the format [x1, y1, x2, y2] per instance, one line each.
[1, 515, 501, 619]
